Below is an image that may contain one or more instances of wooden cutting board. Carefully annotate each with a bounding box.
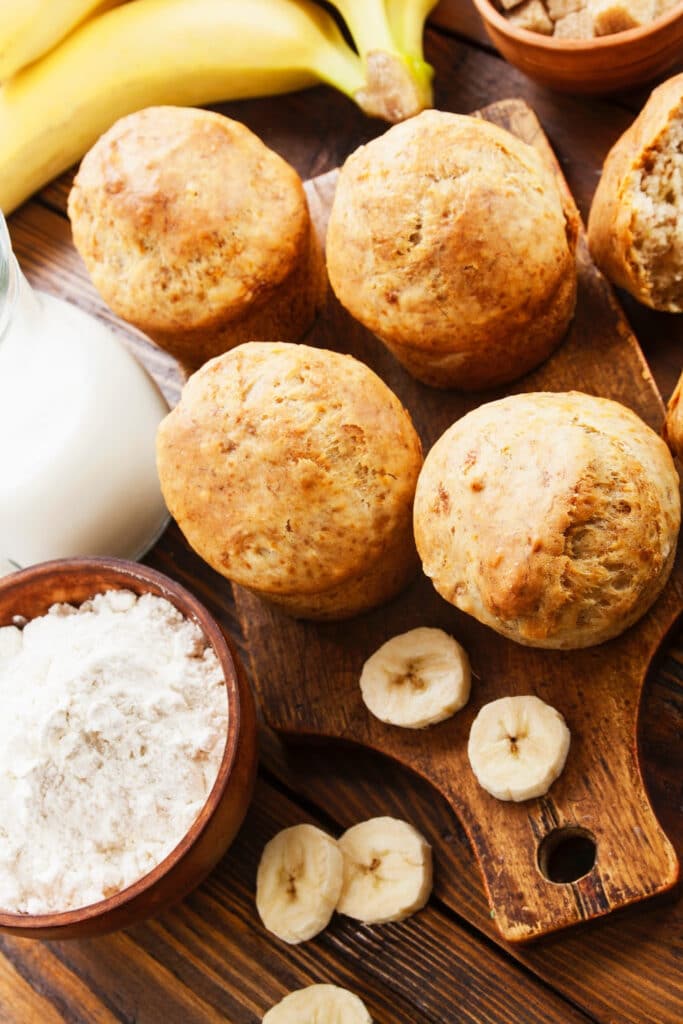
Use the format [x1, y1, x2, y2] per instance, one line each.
[234, 98, 682, 944]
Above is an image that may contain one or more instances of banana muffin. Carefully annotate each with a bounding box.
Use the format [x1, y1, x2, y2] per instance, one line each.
[664, 370, 683, 459]
[156, 342, 423, 620]
[68, 107, 326, 372]
[326, 110, 579, 390]
[588, 73, 683, 313]
[414, 391, 680, 649]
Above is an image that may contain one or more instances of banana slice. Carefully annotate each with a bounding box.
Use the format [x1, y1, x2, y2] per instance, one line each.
[468, 695, 571, 802]
[262, 984, 372, 1023]
[359, 627, 471, 728]
[256, 824, 343, 944]
[337, 816, 432, 924]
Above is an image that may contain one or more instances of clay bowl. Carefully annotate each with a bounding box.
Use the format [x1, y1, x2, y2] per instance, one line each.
[0, 557, 257, 939]
[471, 0, 683, 94]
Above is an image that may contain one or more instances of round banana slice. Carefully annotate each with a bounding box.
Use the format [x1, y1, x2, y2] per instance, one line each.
[262, 984, 372, 1023]
[359, 626, 471, 728]
[256, 824, 343, 944]
[468, 695, 571, 802]
[337, 816, 432, 924]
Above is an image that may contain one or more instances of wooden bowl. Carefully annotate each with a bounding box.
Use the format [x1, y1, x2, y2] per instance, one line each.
[0, 558, 257, 939]
[471, 0, 683, 94]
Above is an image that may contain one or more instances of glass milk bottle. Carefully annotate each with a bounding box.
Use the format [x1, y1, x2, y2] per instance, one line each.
[0, 213, 169, 571]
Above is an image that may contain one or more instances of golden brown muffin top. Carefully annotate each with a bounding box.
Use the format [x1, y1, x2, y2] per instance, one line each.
[414, 391, 680, 649]
[68, 107, 309, 332]
[157, 342, 423, 595]
[326, 110, 577, 351]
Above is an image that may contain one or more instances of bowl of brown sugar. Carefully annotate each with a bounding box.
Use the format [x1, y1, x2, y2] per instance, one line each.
[471, 0, 683, 93]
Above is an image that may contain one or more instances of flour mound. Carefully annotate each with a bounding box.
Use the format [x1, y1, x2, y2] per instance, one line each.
[0, 589, 227, 914]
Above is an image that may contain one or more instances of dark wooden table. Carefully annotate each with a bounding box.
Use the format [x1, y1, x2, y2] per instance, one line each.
[1, 5, 682, 1022]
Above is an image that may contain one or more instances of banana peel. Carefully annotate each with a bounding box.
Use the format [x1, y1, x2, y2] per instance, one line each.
[329, 0, 436, 118]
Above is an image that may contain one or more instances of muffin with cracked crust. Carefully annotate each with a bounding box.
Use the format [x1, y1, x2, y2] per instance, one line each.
[68, 107, 325, 372]
[414, 391, 680, 649]
[588, 73, 683, 313]
[326, 110, 578, 390]
[156, 342, 423, 620]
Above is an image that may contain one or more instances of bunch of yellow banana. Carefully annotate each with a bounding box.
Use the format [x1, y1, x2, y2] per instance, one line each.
[0, 0, 438, 214]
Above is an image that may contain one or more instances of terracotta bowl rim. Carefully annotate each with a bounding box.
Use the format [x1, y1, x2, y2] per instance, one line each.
[472, 0, 683, 51]
[0, 556, 241, 931]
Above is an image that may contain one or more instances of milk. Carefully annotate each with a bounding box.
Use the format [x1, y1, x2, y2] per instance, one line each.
[0, 218, 169, 568]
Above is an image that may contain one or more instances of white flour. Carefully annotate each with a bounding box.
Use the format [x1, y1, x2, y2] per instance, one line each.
[0, 589, 227, 914]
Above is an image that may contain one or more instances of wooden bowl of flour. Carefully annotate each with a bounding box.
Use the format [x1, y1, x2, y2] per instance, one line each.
[0, 558, 257, 939]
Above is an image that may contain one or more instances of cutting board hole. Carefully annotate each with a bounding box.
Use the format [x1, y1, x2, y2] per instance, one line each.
[537, 827, 596, 884]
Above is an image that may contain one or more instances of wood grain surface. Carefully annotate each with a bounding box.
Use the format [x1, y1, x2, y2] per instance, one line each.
[1, 9, 681, 1023]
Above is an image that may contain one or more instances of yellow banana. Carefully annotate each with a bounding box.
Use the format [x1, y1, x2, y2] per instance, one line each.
[0, 0, 373, 214]
[329, 0, 397, 57]
[0, 0, 124, 80]
[385, 0, 440, 59]
[328, 0, 434, 117]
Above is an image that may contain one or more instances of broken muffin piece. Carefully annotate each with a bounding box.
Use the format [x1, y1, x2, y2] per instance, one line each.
[588, 72, 683, 312]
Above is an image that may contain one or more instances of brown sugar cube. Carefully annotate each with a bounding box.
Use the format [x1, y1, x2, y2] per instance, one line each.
[589, 0, 656, 34]
[508, 0, 554, 32]
[546, 0, 585, 18]
[553, 8, 595, 34]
